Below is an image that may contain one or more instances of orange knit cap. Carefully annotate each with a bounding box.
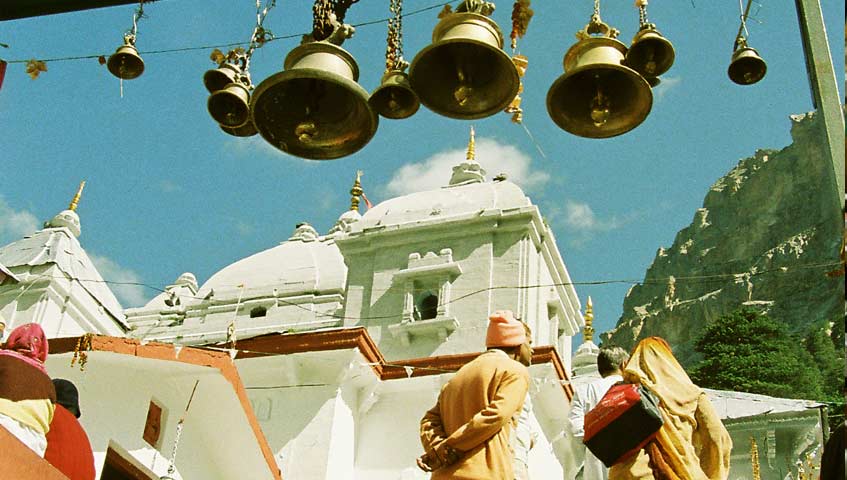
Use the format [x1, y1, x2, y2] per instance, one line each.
[486, 310, 526, 347]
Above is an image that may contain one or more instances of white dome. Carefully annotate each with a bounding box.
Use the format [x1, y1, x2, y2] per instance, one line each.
[354, 180, 530, 232]
[200, 236, 346, 301]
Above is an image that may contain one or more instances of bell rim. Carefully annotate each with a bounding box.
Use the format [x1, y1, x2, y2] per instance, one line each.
[546, 62, 653, 139]
[249, 68, 379, 160]
[408, 38, 520, 120]
[220, 120, 258, 137]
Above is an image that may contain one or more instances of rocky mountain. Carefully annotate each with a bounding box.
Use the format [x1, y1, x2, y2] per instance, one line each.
[601, 110, 843, 366]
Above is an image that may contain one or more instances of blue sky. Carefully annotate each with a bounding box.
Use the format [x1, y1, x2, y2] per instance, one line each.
[0, 0, 843, 345]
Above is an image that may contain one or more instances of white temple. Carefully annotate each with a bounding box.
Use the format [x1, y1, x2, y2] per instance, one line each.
[0, 131, 827, 479]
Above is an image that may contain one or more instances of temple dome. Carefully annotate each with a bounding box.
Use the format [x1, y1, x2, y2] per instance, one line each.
[198, 224, 346, 302]
[354, 180, 531, 232]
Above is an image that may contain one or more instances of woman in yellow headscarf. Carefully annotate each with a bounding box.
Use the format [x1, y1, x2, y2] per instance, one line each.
[609, 337, 732, 480]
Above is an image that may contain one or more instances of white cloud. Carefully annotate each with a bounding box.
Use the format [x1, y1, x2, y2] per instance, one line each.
[158, 180, 182, 193]
[89, 254, 148, 307]
[653, 76, 681, 102]
[384, 138, 549, 196]
[0, 198, 40, 245]
[563, 200, 621, 232]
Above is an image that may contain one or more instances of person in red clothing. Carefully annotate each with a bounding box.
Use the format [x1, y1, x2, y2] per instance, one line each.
[44, 379, 95, 480]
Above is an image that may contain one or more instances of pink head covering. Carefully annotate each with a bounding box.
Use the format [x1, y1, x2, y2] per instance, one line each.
[486, 310, 527, 347]
[0, 323, 49, 374]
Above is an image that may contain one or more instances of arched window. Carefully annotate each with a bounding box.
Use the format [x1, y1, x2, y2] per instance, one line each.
[250, 306, 267, 318]
[417, 293, 439, 320]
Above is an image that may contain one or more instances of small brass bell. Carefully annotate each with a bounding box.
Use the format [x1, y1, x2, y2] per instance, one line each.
[728, 45, 766, 85]
[220, 118, 258, 137]
[250, 41, 378, 160]
[204, 63, 241, 93]
[625, 24, 675, 79]
[408, 11, 520, 119]
[547, 29, 653, 138]
[369, 70, 420, 120]
[208, 80, 251, 128]
[107, 42, 144, 80]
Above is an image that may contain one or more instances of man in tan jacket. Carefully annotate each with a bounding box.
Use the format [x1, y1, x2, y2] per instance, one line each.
[418, 310, 532, 479]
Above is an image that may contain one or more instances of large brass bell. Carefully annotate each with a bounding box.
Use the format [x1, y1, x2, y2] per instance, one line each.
[728, 45, 766, 85]
[547, 34, 653, 138]
[208, 72, 252, 128]
[369, 70, 420, 119]
[204, 63, 241, 93]
[625, 24, 674, 79]
[408, 12, 519, 119]
[107, 42, 144, 80]
[250, 41, 378, 160]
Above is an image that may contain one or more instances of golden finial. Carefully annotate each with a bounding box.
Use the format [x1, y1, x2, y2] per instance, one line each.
[466, 126, 476, 161]
[350, 170, 363, 211]
[750, 437, 761, 480]
[68, 181, 86, 212]
[583, 296, 595, 343]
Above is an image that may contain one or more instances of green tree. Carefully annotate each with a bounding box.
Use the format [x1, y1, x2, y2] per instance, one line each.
[690, 307, 824, 400]
[804, 320, 845, 402]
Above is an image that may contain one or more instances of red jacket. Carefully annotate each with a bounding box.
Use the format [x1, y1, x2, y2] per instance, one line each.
[44, 405, 95, 480]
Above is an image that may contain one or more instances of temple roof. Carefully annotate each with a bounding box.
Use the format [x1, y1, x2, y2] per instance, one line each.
[354, 180, 531, 233]
[0, 226, 126, 325]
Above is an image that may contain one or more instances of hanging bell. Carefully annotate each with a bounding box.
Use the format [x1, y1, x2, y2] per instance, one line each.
[208, 73, 252, 128]
[220, 118, 258, 137]
[107, 42, 144, 80]
[250, 41, 378, 160]
[369, 70, 420, 120]
[625, 24, 675, 78]
[728, 45, 766, 85]
[408, 12, 520, 119]
[547, 33, 653, 139]
[203, 63, 242, 93]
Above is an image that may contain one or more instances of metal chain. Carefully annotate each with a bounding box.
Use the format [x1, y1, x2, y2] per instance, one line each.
[636, 0, 649, 27]
[593, 0, 600, 18]
[384, 0, 405, 72]
[312, 0, 335, 41]
[246, 0, 276, 59]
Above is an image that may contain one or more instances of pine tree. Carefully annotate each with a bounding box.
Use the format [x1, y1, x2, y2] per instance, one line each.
[690, 307, 824, 400]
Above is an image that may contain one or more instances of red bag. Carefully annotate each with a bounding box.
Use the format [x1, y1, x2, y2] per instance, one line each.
[583, 383, 664, 467]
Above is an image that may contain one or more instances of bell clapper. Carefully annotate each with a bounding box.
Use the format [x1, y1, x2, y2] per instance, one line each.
[590, 85, 611, 127]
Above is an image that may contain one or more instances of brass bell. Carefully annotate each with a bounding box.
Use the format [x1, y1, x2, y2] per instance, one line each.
[250, 41, 378, 160]
[547, 35, 653, 138]
[728, 45, 766, 85]
[220, 118, 258, 137]
[625, 24, 675, 78]
[408, 12, 520, 119]
[369, 70, 420, 120]
[208, 80, 251, 128]
[204, 63, 241, 93]
[107, 43, 144, 80]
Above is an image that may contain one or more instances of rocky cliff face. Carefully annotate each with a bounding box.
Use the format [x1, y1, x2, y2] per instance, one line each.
[601, 111, 843, 366]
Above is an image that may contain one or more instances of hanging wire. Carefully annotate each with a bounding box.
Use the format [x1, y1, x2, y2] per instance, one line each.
[734, 0, 755, 49]
[245, 0, 276, 61]
[164, 380, 200, 478]
[6, 0, 461, 64]
[125, 0, 146, 46]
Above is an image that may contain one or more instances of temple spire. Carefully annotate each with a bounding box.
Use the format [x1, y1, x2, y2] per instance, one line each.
[466, 126, 476, 161]
[449, 126, 486, 186]
[350, 170, 363, 212]
[68, 180, 86, 212]
[583, 296, 595, 343]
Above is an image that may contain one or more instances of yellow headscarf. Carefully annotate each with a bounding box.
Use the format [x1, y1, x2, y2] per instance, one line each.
[615, 337, 731, 480]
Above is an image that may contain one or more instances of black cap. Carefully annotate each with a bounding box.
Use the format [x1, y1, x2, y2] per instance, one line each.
[52, 378, 81, 418]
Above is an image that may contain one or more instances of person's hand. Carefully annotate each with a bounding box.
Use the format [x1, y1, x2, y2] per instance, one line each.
[436, 443, 463, 466]
[416, 451, 441, 472]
